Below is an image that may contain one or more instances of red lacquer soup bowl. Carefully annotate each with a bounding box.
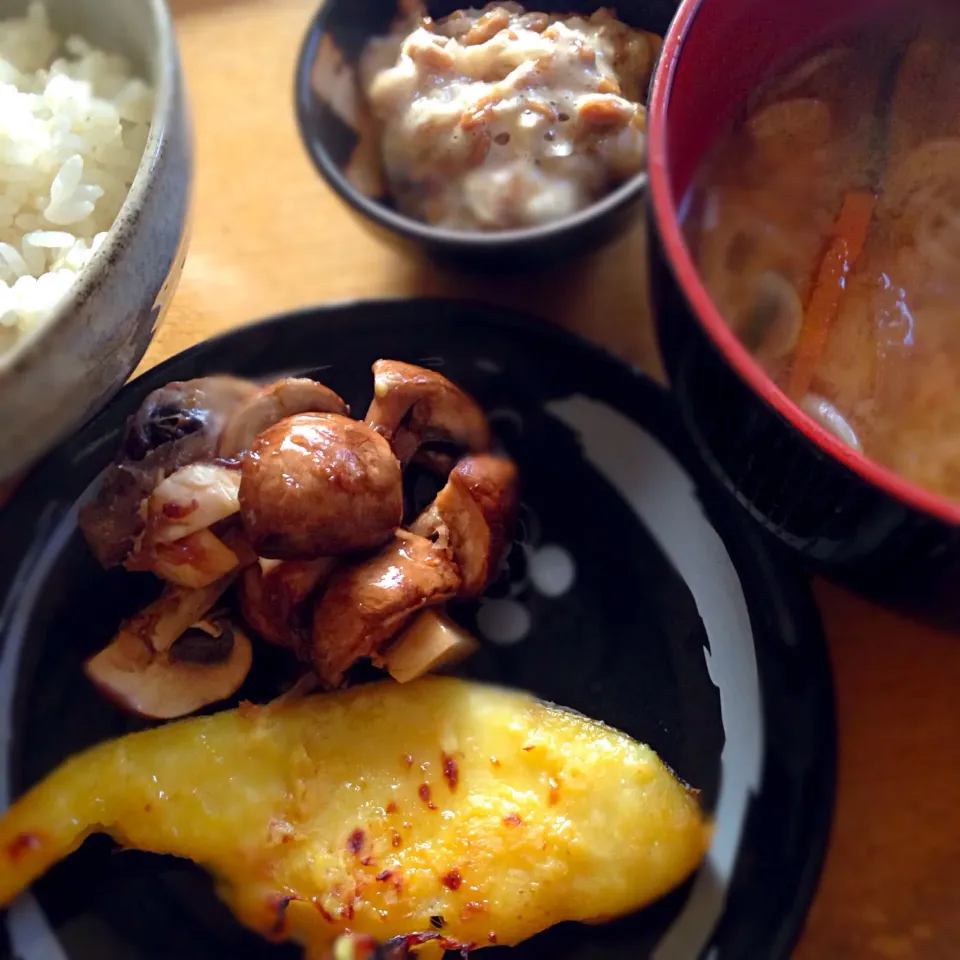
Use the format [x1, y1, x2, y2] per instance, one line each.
[646, 0, 960, 620]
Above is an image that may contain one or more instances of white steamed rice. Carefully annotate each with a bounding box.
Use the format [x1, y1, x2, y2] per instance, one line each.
[0, 1, 154, 351]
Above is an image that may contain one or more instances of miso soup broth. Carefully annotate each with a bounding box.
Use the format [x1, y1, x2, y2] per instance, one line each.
[684, 15, 960, 501]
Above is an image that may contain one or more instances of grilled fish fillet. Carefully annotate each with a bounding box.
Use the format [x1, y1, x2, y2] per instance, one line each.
[0, 677, 708, 956]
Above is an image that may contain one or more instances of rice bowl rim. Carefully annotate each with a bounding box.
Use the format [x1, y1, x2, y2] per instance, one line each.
[0, 0, 179, 376]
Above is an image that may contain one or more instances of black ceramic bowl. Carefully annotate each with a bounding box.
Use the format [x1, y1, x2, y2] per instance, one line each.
[646, 0, 960, 618]
[294, 0, 680, 269]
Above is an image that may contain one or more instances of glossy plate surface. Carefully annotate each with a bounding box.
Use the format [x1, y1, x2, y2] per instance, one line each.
[0, 300, 834, 960]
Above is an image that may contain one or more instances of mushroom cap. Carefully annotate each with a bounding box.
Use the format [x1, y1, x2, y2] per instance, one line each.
[217, 378, 350, 459]
[79, 376, 257, 568]
[312, 530, 461, 687]
[85, 619, 253, 721]
[239, 413, 404, 559]
[123, 377, 258, 462]
[365, 360, 492, 467]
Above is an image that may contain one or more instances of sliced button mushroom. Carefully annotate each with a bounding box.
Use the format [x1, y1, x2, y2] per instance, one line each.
[311, 530, 461, 687]
[239, 413, 403, 559]
[79, 376, 257, 568]
[239, 556, 337, 655]
[364, 360, 492, 469]
[800, 394, 862, 451]
[217, 378, 350, 458]
[116, 576, 239, 655]
[411, 454, 519, 597]
[84, 575, 251, 720]
[86, 619, 253, 721]
[742, 271, 804, 360]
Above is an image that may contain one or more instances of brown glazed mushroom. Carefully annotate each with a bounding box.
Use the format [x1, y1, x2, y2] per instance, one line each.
[311, 530, 461, 687]
[411, 454, 519, 597]
[239, 557, 336, 654]
[79, 376, 257, 568]
[364, 360, 492, 468]
[84, 575, 252, 720]
[217, 378, 349, 458]
[239, 413, 403, 559]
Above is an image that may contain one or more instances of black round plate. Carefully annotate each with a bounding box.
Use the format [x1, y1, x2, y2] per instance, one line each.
[0, 300, 834, 960]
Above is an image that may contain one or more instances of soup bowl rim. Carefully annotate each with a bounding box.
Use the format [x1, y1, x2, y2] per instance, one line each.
[646, 0, 960, 528]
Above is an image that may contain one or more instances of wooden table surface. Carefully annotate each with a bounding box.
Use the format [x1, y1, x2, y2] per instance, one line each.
[149, 1, 960, 956]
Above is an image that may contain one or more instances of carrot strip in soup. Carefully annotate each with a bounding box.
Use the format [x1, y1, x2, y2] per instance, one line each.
[787, 190, 877, 400]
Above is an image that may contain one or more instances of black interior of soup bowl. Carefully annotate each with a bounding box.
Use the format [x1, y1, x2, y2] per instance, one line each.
[0, 301, 834, 960]
[294, 0, 682, 269]
[646, 0, 960, 618]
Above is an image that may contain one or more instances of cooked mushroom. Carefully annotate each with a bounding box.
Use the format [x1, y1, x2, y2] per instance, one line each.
[239, 413, 403, 559]
[239, 556, 336, 654]
[377, 609, 481, 683]
[86, 619, 253, 721]
[144, 463, 242, 544]
[364, 360, 492, 468]
[79, 376, 257, 568]
[113, 576, 239, 654]
[217, 378, 350, 458]
[742, 271, 804, 360]
[123, 377, 257, 462]
[311, 530, 461, 687]
[411, 454, 519, 597]
[135, 528, 241, 588]
[84, 575, 251, 720]
[121, 464, 248, 584]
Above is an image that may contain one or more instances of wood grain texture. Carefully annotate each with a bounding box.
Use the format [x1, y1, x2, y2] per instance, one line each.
[125, 0, 960, 956]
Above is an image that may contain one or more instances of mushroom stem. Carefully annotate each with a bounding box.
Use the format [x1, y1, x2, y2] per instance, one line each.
[123, 574, 239, 655]
[147, 463, 242, 544]
[84, 577, 250, 720]
[376, 609, 480, 683]
[311, 530, 461, 687]
[143, 528, 241, 588]
[411, 454, 519, 597]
